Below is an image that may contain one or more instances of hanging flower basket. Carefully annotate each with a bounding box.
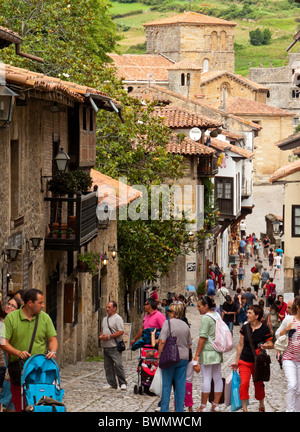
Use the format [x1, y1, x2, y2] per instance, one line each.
[77, 251, 101, 275]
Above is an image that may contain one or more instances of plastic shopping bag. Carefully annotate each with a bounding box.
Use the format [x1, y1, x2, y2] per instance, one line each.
[231, 370, 242, 412]
[149, 367, 162, 397]
[224, 371, 232, 407]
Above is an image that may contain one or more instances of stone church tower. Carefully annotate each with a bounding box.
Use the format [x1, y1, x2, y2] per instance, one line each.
[143, 12, 236, 74]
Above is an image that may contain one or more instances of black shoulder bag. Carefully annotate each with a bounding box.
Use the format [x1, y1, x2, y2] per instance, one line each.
[8, 314, 39, 386]
[246, 323, 271, 382]
[107, 317, 125, 352]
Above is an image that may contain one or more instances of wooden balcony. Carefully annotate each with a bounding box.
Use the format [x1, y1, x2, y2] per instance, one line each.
[198, 155, 218, 177]
[44, 192, 98, 251]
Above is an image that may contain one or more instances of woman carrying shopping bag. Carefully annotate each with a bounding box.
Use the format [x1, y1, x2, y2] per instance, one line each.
[230, 305, 273, 412]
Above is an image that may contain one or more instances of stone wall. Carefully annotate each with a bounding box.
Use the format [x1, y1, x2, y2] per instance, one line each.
[249, 53, 300, 120]
[250, 115, 294, 184]
[145, 23, 235, 73]
[0, 94, 120, 367]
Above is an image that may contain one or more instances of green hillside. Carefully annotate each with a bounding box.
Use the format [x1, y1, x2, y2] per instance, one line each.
[109, 0, 300, 76]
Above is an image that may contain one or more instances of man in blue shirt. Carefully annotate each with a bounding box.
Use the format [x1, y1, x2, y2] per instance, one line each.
[185, 285, 197, 305]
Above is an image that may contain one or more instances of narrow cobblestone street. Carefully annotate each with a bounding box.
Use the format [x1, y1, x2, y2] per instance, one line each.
[60, 250, 288, 413]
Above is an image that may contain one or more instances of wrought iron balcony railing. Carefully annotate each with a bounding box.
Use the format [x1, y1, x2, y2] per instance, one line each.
[44, 191, 98, 251]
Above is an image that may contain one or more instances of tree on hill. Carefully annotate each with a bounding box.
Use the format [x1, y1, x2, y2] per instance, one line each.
[249, 28, 272, 46]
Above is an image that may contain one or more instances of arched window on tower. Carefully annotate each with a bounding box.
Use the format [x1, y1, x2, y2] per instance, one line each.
[186, 73, 191, 86]
[220, 31, 227, 50]
[181, 73, 185, 86]
[211, 31, 218, 51]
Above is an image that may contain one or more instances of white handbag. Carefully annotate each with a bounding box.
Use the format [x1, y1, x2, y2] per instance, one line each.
[274, 334, 288, 352]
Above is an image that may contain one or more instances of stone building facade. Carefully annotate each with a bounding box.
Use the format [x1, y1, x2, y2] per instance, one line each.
[144, 12, 236, 73]
[0, 60, 127, 366]
[249, 53, 300, 129]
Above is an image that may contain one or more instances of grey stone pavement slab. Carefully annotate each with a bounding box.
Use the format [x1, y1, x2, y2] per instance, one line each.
[60, 252, 288, 413]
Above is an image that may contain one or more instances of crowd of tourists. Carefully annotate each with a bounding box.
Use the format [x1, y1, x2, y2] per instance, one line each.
[143, 225, 300, 413]
[0, 224, 299, 414]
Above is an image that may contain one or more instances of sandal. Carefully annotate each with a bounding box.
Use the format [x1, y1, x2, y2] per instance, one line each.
[211, 402, 220, 412]
[197, 404, 208, 412]
[259, 406, 265, 412]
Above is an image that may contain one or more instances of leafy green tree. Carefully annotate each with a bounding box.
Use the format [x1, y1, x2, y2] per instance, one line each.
[249, 28, 263, 46]
[0, 0, 193, 286]
[96, 82, 194, 283]
[250, 27, 272, 46]
[0, 0, 121, 83]
[262, 28, 272, 45]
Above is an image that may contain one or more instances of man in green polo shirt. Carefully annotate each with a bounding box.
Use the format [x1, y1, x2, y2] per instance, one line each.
[0, 288, 58, 411]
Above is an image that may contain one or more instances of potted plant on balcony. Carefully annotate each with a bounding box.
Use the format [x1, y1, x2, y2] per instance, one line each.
[77, 251, 101, 275]
[48, 170, 93, 197]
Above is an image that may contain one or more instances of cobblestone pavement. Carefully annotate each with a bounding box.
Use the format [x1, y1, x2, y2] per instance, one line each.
[60, 252, 288, 413]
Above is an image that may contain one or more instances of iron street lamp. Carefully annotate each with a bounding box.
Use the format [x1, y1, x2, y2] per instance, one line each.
[54, 147, 70, 173]
[40, 147, 70, 192]
[2, 246, 21, 263]
[27, 236, 43, 251]
[102, 253, 108, 266]
[108, 244, 117, 259]
[272, 219, 280, 235]
[0, 85, 18, 128]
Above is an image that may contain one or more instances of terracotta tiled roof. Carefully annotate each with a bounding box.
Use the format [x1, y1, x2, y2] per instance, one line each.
[91, 169, 142, 208]
[293, 146, 300, 156]
[4, 63, 120, 108]
[167, 60, 203, 70]
[167, 134, 215, 155]
[129, 86, 171, 103]
[143, 11, 236, 27]
[269, 159, 300, 183]
[200, 71, 268, 91]
[205, 137, 254, 158]
[108, 53, 174, 82]
[275, 131, 300, 150]
[224, 97, 295, 117]
[220, 130, 244, 142]
[153, 106, 222, 129]
[149, 85, 263, 130]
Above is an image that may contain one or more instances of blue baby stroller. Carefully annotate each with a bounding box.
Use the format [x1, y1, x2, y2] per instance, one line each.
[21, 354, 65, 412]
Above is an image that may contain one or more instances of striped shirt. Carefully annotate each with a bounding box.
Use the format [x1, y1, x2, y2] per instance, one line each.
[283, 317, 300, 362]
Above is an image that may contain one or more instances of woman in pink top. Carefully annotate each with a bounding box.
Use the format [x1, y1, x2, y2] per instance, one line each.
[277, 296, 300, 411]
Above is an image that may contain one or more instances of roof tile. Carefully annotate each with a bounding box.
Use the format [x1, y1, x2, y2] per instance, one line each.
[153, 106, 222, 128]
[224, 96, 295, 117]
[269, 159, 300, 182]
[167, 134, 215, 155]
[143, 11, 236, 27]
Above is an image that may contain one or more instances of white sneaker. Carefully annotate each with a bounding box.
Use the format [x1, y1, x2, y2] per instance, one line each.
[120, 384, 127, 390]
[102, 384, 116, 390]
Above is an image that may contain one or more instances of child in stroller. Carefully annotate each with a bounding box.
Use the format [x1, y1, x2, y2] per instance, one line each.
[134, 347, 159, 395]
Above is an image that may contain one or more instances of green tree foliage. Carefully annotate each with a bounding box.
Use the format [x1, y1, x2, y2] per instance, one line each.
[0, 0, 121, 83]
[0, 0, 193, 284]
[249, 28, 272, 46]
[96, 81, 194, 282]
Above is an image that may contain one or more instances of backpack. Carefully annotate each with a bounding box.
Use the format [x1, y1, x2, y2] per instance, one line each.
[206, 312, 233, 353]
[267, 283, 276, 298]
[251, 266, 256, 273]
